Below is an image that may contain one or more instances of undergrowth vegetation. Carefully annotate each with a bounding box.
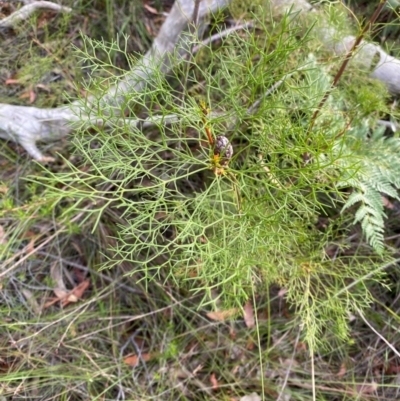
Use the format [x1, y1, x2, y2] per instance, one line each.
[1, 0, 400, 400]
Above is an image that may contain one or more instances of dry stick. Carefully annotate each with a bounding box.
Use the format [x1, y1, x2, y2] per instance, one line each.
[0, 1, 72, 29]
[0, 0, 231, 161]
[191, 0, 202, 27]
[356, 307, 400, 358]
[3, 0, 399, 161]
[306, 0, 388, 137]
[377, 119, 399, 131]
[276, 330, 301, 401]
[83, 23, 252, 131]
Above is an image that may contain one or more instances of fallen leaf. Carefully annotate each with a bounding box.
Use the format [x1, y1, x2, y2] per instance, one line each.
[246, 337, 255, 350]
[37, 11, 54, 28]
[19, 88, 36, 104]
[53, 288, 69, 300]
[65, 279, 90, 304]
[44, 279, 90, 308]
[20, 230, 36, 240]
[281, 358, 299, 369]
[26, 237, 36, 254]
[29, 89, 36, 103]
[206, 308, 239, 321]
[43, 289, 71, 309]
[144, 4, 158, 14]
[386, 364, 400, 374]
[243, 301, 255, 328]
[35, 83, 51, 92]
[295, 341, 307, 352]
[337, 362, 347, 378]
[50, 261, 68, 292]
[61, 279, 90, 306]
[124, 352, 152, 367]
[5, 79, 20, 85]
[71, 240, 84, 256]
[210, 373, 219, 390]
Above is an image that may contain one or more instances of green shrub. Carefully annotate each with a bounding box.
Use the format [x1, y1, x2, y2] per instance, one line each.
[32, 4, 397, 351]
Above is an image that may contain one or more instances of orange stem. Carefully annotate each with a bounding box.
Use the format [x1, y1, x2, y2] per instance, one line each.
[200, 101, 214, 145]
[204, 125, 214, 145]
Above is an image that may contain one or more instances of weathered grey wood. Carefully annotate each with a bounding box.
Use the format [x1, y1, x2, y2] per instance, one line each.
[0, 1, 71, 29]
[0, 0, 229, 160]
[0, 0, 399, 161]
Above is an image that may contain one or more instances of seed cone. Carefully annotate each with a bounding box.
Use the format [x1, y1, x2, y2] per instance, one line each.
[214, 135, 233, 161]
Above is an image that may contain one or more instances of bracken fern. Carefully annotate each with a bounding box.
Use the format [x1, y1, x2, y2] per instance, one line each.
[340, 123, 400, 254]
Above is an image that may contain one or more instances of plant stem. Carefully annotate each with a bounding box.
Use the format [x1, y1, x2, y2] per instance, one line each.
[192, 0, 202, 27]
[307, 0, 387, 136]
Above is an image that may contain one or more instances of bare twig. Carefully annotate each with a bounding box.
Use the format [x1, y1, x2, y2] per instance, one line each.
[276, 330, 301, 401]
[0, 0, 230, 161]
[357, 307, 400, 358]
[0, 1, 72, 29]
[191, 0, 202, 27]
[1, 0, 400, 161]
[377, 119, 398, 132]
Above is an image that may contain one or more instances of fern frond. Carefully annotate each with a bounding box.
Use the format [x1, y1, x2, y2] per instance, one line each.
[354, 205, 385, 224]
[341, 191, 365, 210]
[338, 123, 400, 253]
[368, 179, 399, 199]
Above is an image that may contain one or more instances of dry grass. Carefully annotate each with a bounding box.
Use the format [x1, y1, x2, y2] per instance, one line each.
[1, 1, 400, 400]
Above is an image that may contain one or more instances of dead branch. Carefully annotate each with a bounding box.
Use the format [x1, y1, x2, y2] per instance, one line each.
[0, 0, 399, 161]
[0, 1, 72, 29]
[0, 0, 230, 161]
[272, 0, 400, 94]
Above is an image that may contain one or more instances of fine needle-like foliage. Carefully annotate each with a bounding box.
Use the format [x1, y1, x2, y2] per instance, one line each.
[30, 4, 396, 351]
